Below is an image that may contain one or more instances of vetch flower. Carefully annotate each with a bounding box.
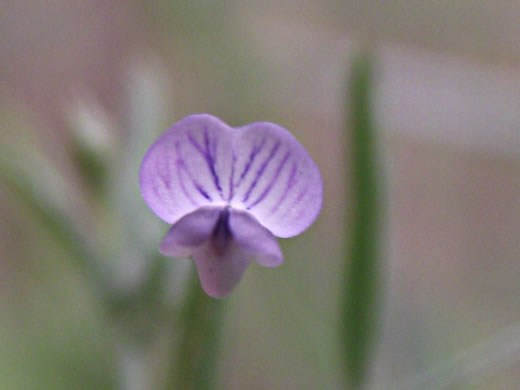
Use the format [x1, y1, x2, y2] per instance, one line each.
[140, 114, 323, 298]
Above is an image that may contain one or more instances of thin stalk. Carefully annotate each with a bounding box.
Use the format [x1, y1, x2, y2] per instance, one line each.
[170, 273, 226, 390]
[341, 52, 384, 389]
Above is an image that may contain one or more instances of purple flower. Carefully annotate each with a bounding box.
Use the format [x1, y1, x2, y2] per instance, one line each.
[140, 114, 323, 298]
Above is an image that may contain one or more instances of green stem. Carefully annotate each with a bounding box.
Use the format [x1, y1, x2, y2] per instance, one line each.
[341, 53, 384, 389]
[170, 274, 226, 390]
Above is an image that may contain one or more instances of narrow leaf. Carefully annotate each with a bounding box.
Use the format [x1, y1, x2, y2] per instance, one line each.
[341, 53, 384, 389]
[65, 94, 115, 195]
[0, 150, 111, 302]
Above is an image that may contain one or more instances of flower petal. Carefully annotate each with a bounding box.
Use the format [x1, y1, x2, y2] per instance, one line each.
[229, 122, 323, 238]
[140, 114, 234, 224]
[192, 241, 252, 298]
[159, 207, 222, 258]
[228, 209, 283, 267]
[141, 114, 323, 237]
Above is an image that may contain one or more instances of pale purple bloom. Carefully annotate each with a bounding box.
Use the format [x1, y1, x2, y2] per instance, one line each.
[140, 114, 323, 298]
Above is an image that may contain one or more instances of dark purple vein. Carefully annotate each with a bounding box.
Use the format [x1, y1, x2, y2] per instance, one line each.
[187, 130, 223, 198]
[186, 133, 204, 154]
[157, 159, 172, 191]
[242, 141, 281, 203]
[270, 162, 298, 214]
[280, 184, 308, 218]
[175, 141, 213, 203]
[247, 151, 291, 210]
[210, 132, 218, 157]
[153, 160, 172, 200]
[294, 185, 308, 203]
[175, 160, 198, 206]
[235, 136, 266, 189]
[177, 159, 213, 202]
[195, 184, 212, 201]
[203, 129, 223, 194]
[228, 153, 237, 201]
[152, 180, 162, 200]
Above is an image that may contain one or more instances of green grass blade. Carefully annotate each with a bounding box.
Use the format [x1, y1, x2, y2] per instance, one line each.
[0, 151, 111, 302]
[341, 53, 384, 389]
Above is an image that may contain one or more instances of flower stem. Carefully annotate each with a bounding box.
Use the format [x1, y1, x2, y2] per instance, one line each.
[169, 273, 226, 390]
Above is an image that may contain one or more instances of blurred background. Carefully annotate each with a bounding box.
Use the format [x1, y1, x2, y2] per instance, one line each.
[1, 1, 519, 389]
